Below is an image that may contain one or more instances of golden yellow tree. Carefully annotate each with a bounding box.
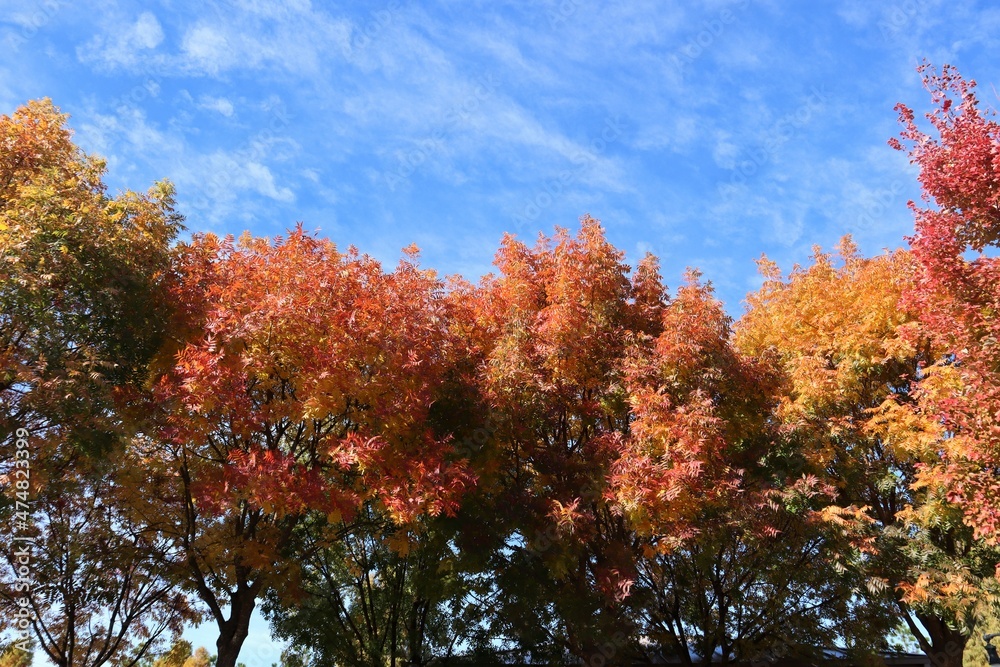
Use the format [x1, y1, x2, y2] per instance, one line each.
[736, 239, 1000, 667]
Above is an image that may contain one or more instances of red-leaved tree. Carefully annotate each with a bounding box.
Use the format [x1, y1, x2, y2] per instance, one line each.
[127, 228, 474, 667]
[891, 63, 1000, 539]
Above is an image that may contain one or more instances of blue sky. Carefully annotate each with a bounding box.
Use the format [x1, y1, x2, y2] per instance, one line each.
[5, 0, 1000, 661]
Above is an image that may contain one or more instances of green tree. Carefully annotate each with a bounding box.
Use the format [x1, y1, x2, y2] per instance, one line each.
[264, 505, 483, 667]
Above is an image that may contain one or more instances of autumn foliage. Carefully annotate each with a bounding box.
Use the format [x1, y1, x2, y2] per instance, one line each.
[154, 229, 473, 524]
[4, 64, 1000, 667]
[0, 100, 187, 666]
[129, 228, 474, 667]
[737, 241, 1000, 665]
[890, 63, 1000, 542]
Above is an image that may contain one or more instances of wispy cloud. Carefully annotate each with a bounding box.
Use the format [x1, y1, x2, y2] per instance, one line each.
[78, 11, 164, 71]
[2, 0, 994, 314]
[196, 94, 234, 117]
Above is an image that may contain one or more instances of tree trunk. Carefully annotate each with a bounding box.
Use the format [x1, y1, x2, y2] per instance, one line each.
[214, 590, 257, 667]
[917, 613, 969, 667]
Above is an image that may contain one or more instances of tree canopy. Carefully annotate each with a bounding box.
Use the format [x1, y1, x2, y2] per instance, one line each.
[4, 65, 1000, 667]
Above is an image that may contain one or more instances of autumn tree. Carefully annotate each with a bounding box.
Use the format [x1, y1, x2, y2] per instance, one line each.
[889, 63, 1000, 542]
[147, 639, 192, 667]
[0, 461, 196, 667]
[609, 269, 885, 666]
[182, 648, 212, 667]
[735, 240, 1000, 667]
[447, 217, 664, 662]
[262, 268, 505, 667]
[0, 99, 181, 460]
[0, 640, 31, 667]
[0, 100, 190, 666]
[129, 229, 474, 667]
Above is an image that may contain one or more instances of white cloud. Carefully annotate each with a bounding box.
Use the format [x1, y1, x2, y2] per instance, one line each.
[175, 7, 351, 78]
[181, 25, 236, 75]
[835, 1, 873, 28]
[244, 162, 295, 202]
[177, 149, 296, 224]
[711, 132, 739, 169]
[71, 100, 296, 229]
[197, 95, 235, 117]
[631, 116, 701, 152]
[768, 209, 805, 246]
[133, 12, 164, 48]
[78, 11, 164, 70]
[76, 106, 182, 163]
